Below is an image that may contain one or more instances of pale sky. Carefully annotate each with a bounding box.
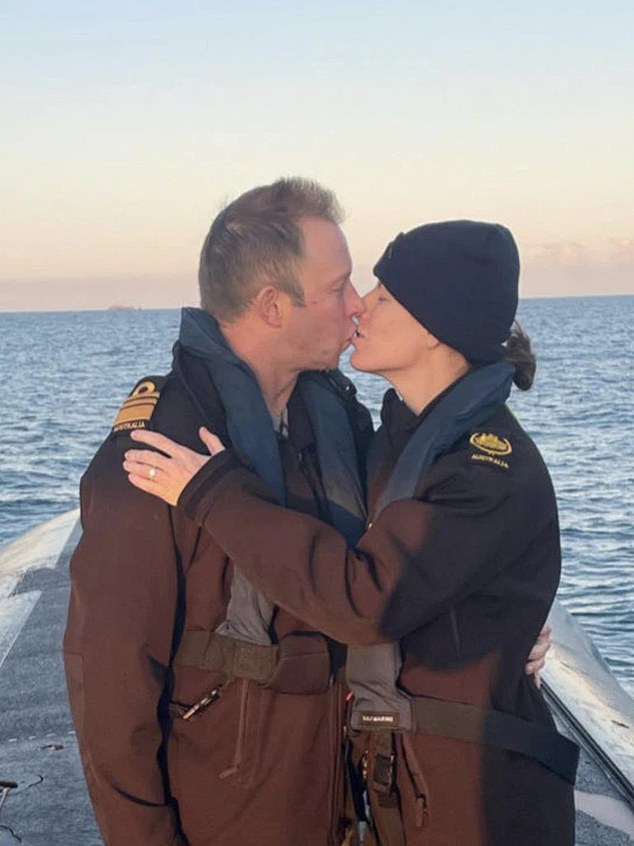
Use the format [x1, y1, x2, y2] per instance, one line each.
[1, 0, 632, 311]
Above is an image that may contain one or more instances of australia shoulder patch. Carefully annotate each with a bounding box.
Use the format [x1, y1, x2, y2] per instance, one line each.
[469, 431, 512, 471]
[111, 376, 166, 434]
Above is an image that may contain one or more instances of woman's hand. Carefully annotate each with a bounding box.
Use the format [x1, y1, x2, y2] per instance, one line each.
[123, 426, 226, 506]
[525, 623, 552, 689]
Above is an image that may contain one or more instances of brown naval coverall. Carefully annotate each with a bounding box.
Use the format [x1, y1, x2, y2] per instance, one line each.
[177, 388, 576, 846]
[63, 356, 369, 846]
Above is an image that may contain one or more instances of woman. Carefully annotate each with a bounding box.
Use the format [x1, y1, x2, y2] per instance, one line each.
[124, 220, 576, 845]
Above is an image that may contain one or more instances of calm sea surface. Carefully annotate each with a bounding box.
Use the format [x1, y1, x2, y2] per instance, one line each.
[0, 297, 632, 693]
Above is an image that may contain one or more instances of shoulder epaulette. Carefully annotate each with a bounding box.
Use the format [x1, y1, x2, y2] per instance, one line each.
[111, 375, 167, 434]
[468, 430, 513, 471]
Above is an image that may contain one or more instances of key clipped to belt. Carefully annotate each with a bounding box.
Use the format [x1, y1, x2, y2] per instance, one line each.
[181, 685, 226, 720]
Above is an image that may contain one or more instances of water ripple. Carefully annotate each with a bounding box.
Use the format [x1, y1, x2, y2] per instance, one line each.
[1, 299, 632, 694]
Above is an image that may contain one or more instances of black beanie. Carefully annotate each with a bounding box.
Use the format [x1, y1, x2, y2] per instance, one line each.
[373, 220, 519, 364]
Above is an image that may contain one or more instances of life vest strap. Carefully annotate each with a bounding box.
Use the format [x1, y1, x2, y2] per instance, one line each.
[411, 695, 579, 785]
[174, 629, 333, 694]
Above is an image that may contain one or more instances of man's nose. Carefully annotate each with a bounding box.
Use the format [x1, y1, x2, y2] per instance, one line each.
[346, 282, 366, 318]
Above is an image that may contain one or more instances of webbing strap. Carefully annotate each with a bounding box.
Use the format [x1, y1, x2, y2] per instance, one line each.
[411, 696, 579, 785]
[369, 732, 405, 846]
[174, 630, 278, 684]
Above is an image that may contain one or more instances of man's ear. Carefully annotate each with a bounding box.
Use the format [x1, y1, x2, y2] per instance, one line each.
[253, 284, 284, 327]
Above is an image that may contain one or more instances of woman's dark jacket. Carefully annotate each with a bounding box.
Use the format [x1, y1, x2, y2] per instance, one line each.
[179, 385, 576, 846]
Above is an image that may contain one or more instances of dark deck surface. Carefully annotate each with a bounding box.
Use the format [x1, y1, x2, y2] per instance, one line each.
[0, 511, 632, 844]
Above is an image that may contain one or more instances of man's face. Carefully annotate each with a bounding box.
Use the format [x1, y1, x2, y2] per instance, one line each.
[284, 217, 364, 371]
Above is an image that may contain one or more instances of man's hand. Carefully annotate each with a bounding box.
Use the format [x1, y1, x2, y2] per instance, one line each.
[124, 427, 225, 506]
[525, 623, 552, 689]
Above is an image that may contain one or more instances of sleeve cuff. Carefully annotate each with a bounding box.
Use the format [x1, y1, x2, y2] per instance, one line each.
[177, 449, 243, 522]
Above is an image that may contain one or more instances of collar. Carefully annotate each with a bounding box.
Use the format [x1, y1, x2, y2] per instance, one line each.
[380, 372, 472, 456]
[286, 388, 316, 452]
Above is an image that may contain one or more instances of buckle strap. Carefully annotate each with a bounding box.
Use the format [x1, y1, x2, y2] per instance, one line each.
[411, 695, 579, 785]
[174, 630, 279, 684]
[364, 732, 406, 846]
[174, 629, 333, 694]
[370, 730, 396, 795]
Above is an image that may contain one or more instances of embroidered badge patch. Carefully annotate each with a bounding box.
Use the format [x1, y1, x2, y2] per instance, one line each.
[469, 432, 512, 456]
[469, 432, 512, 470]
[112, 378, 163, 433]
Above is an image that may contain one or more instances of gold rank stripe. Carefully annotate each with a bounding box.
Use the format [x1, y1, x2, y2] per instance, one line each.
[113, 399, 158, 427]
[118, 396, 161, 411]
[121, 390, 161, 404]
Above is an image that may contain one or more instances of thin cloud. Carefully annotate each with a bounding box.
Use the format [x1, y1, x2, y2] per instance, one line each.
[520, 238, 634, 297]
[524, 239, 634, 268]
[608, 238, 634, 263]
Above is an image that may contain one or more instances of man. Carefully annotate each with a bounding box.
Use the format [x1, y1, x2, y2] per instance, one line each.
[65, 182, 548, 846]
[64, 178, 372, 846]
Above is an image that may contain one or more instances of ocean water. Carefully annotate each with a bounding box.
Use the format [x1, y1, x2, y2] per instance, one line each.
[0, 297, 632, 693]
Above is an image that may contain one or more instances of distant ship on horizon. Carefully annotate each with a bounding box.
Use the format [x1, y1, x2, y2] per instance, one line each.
[107, 304, 141, 311]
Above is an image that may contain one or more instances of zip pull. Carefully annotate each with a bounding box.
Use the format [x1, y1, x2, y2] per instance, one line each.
[401, 733, 432, 828]
[181, 684, 225, 720]
[360, 750, 369, 783]
[415, 795, 430, 829]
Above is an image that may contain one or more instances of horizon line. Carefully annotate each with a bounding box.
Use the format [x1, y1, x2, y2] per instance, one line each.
[2, 291, 633, 316]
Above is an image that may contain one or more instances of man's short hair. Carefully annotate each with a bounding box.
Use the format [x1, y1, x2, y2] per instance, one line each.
[199, 177, 344, 322]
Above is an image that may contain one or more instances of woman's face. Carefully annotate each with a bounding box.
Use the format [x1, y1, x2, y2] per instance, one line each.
[349, 282, 432, 378]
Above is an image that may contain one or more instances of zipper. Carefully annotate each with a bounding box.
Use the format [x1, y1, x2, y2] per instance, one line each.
[328, 683, 345, 845]
[180, 684, 226, 720]
[219, 678, 250, 779]
[401, 732, 431, 829]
